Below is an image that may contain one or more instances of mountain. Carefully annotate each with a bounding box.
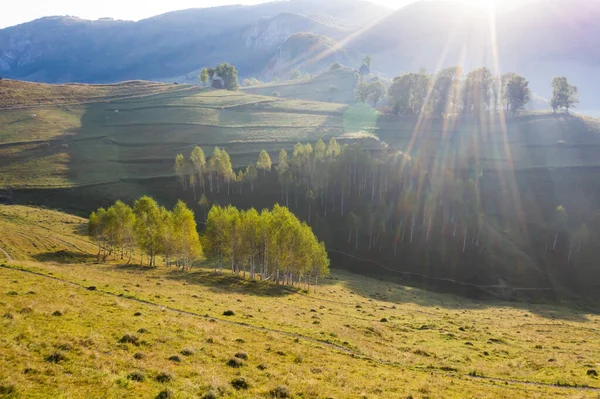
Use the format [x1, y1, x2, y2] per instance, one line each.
[260, 33, 355, 80]
[348, 0, 600, 111]
[0, 0, 389, 83]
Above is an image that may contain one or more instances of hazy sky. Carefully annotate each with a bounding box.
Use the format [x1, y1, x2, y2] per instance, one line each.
[1, 0, 532, 29]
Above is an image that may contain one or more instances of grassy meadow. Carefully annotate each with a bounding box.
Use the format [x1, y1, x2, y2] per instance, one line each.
[1, 204, 600, 398]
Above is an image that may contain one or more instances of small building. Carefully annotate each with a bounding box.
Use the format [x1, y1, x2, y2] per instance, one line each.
[212, 78, 225, 90]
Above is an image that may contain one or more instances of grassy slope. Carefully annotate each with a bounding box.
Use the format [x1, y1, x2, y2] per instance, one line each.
[0, 80, 187, 109]
[1, 205, 600, 398]
[0, 87, 354, 189]
[242, 68, 358, 104]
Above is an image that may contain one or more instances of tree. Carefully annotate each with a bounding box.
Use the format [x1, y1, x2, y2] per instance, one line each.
[112, 200, 136, 263]
[172, 200, 203, 269]
[504, 74, 531, 116]
[355, 81, 371, 103]
[244, 164, 258, 191]
[575, 223, 589, 253]
[463, 67, 494, 114]
[368, 80, 387, 107]
[198, 194, 210, 223]
[218, 63, 240, 91]
[189, 146, 206, 196]
[306, 189, 315, 222]
[256, 150, 272, 176]
[290, 70, 301, 80]
[326, 138, 341, 159]
[388, 72, 430, 115]
[551, 77, 579, 113]
[204, 205, 229, 274]
[88, 210, 103, 259]
[362, 54, 372, 69]
[432, 66, 462, 117]
[133, 196, 164, 266]
[175, 154, 187, 190]
[553, 205, 567, 250]
[199, 68, 209, 86]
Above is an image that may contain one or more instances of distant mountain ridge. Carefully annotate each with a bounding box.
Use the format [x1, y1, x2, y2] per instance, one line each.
[0, 0, 389, 83]
[1, 0, 600, 110]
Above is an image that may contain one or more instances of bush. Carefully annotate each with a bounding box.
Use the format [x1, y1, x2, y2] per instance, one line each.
[87, 286, 97, 291]
[180, 348, 194, 356]
[587, 369, 598, 376]
[231, 377, 250, 390]
[119, 334, 140, 346]
[156, 389, 174, 399]
[155, 372, 173, 383]
[134, 312, 142, 316]
[127, 371, 145, 382]
[0, 384, 16, 395]
[3, 313, 13, 319]
[223, 310, 235, 316]
[168, 355, 181, 363]
[133, 352, 146, 360]
[257, 363, 268, 370]
[234, 352, 248, 360]
[19, 307, 33, 314]
[45, 352, 67, 363]
[52, 310, 63, 316]
[137, 328, 148, 334]
[270, 385, 290, 398]
[227, 357, 244, 368]
[202, 391, 219, 399]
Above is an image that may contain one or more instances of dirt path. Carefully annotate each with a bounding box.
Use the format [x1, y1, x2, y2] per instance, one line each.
[0, 247, 12, 262]
[2, 263, 599, 393]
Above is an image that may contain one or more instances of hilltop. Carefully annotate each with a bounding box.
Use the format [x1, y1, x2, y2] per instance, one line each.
[1, 204, 600, 398]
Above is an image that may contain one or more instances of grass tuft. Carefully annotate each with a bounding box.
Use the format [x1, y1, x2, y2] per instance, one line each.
[231, 377, 250, 390]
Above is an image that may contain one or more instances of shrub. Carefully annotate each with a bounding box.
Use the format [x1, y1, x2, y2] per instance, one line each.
[87, 286, 97, 291]
[155, 372, 173, 383]
[257, 363, 268, 370]
[3, 313, 13, 319]
[234, 352, 248, 360]
[0, 384, 16, 395]
[19, 307, 33, 315]
[52, 310, 63, 316]
[119, 334, 140, 346]
[134, 312, 142, 316]
[180, 348, 194, 356]
[45, 352, 67, 363]
[7, 291, 18, 296]
[587, 369, 598, 376]
[156, 389, 174, 399]
[202, 391, 219, 399]
[235, 338, 245, 343]
[270, 385, 290, 398]
[223, 310, 235, 316]
[133, 352, 146, 360]
[168, 355, 181, 363]
[231, 377, 250, 390]
[227, 357, 244, 368]
[127, 371, 145, 382]
[380, 318, 388, 323]
[137, 328, 148, 334]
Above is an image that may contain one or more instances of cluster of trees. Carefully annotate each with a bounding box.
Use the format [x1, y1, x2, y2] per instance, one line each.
[551, 205, 589, 262]
[89, 197, 202, 268]
[357, 66, 577, 117]
[204, 204, 330, 289]
[175, 146, 272, 198]
[199, 63, 239, 91]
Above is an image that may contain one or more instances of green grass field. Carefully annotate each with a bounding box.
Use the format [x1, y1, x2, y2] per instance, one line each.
[1, 205, 600, 398]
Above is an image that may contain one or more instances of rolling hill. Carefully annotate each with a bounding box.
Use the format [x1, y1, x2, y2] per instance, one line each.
[1, 204, 600, 398]
[2, 80, 600, 298]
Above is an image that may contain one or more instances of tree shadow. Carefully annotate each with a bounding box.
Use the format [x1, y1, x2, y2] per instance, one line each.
[32, 250, 96, 264]
[163, 266, 300, 298]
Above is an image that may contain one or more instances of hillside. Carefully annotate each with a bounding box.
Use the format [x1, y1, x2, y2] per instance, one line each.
[259, 33, 356, 81]
[1, 205, 600, 397]
[3, 82, 600, 296]
[243, 68, 359, 103]
[0, 0, 389, 83]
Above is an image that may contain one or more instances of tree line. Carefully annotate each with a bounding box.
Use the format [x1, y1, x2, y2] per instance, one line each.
[174, 137, 591, 264]
[199, 63, 240, 91]
[204, 204, 330, 289]
[353, 66, 578, 117]
[88, 197, 330, 289]
[89, 197, 202, 268]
